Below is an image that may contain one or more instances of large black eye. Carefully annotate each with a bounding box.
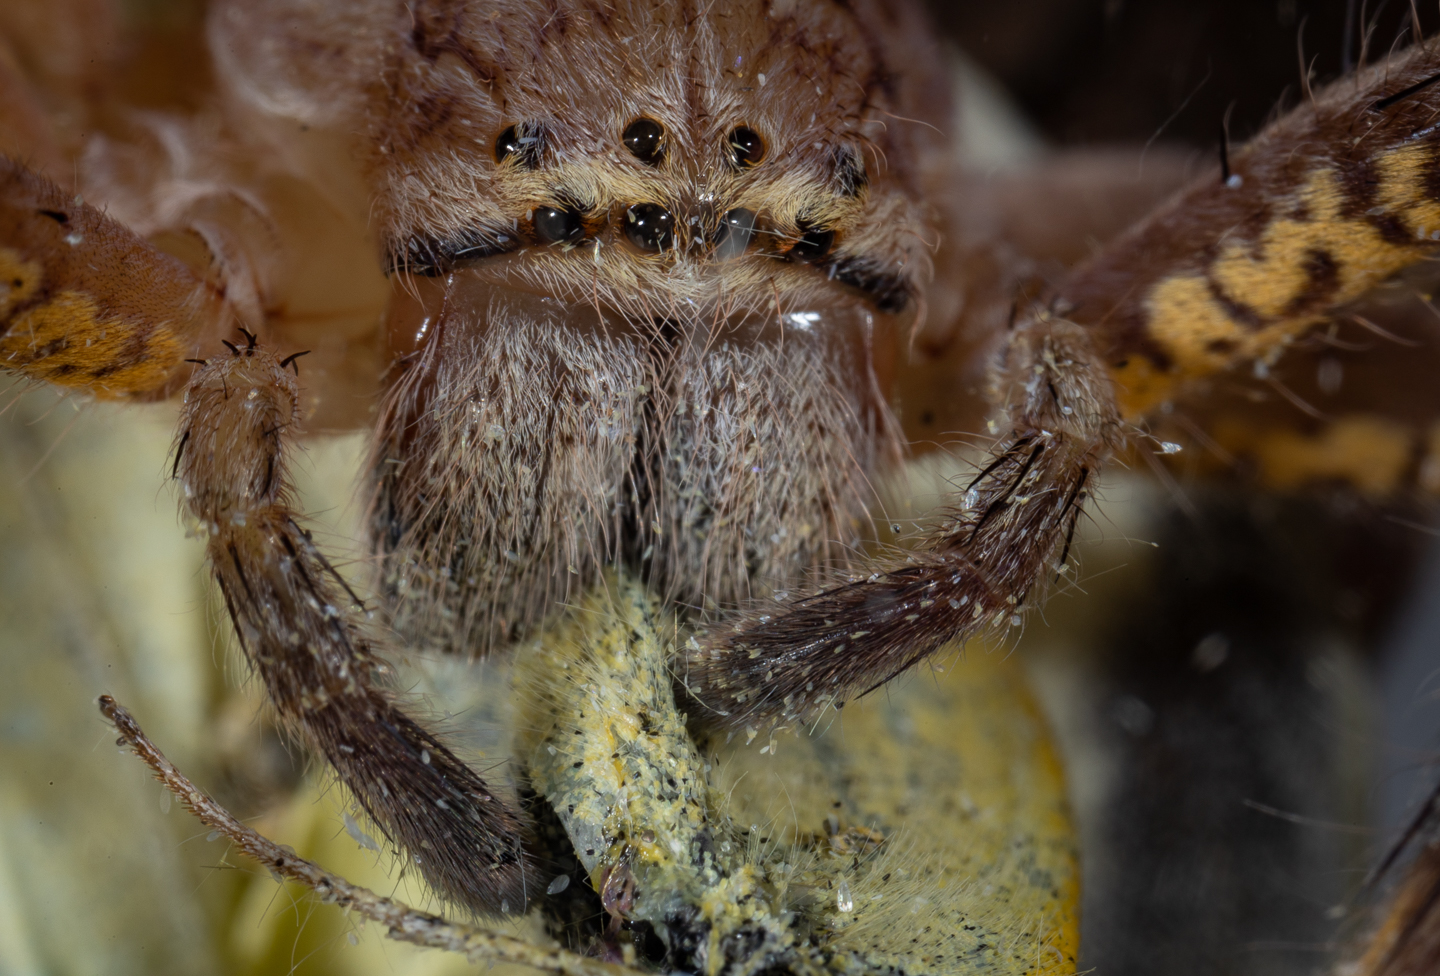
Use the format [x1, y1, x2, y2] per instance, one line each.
[623, 118, 665, 166]
[727, 126, 765, 169]
[533, 206, 584, 245]
[624, 203, 675, 252]
[711, 208, 756, 260]
[495, 124, 543, 168]
[790, 223, 834, 263]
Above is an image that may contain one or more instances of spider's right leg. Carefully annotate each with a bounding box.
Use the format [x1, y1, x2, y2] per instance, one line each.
[0, 156, 534, 915]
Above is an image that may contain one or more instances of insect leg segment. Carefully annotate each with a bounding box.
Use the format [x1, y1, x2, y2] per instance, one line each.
[686, 316, 1120, 725]
[175, 342, 533, 916]
[0, 157, 225, 398]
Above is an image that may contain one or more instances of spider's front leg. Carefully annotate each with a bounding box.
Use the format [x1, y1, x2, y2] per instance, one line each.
[0, 156, 534, 915]
[686, 314, 1119, 724]
[692, 38, 1440, 732]
[175, 342, 533, 915]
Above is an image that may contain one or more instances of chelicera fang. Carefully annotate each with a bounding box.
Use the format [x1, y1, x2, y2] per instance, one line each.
[7, 0, 1440, 973]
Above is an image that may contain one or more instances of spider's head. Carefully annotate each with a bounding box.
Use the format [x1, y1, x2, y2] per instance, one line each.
[367, 0, 946, 339]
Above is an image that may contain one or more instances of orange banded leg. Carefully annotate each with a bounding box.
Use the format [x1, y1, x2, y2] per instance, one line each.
[176, 341, 534, 915]
[689, 42, 1440, 727]
[0, 155, 223, 398]
[1059, 42, 1440, 419]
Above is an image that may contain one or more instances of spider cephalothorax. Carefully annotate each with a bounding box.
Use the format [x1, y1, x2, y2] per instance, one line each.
[347, 0, 949, 653]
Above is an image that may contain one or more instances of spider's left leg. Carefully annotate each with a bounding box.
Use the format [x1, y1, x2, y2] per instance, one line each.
[688, 38, 1440, 728]
[0, 155, 223, 396]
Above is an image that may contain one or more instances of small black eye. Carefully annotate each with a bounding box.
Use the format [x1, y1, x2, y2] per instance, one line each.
[711, 208, 756, 260]
[727, 126, 765, 169]
[623, 118, 665, 166]
[624, 203, 676, 252]
[790, 224, 833, 263]
[495, 124, 543, 168]
[533, 206, 584, 245]
[495, 125, 522, 161]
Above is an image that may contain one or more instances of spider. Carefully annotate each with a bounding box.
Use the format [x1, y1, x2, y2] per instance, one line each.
[5, 0, 1440, 974]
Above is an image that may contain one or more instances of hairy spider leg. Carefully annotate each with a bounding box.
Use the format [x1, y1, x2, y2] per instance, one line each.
[173, 343, 534, 916]
[685, 315, 1119, 725]
[688, 40, 1440, 728]
[1069, 45, 1440, 422]
[0, 158, 535, 915]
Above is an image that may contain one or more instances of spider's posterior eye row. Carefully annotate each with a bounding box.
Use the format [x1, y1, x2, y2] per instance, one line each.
[499, 118, 768, 170]
[726, 126, 765, 169]
[623, 118, 665, 166]
[494, 124, 543, 169]
[622, 118, 766, 171]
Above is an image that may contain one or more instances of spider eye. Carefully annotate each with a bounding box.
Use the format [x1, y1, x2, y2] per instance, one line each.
[727, 126, 765, 169]
[790, 223, 834, 263]
[495, 124, 543, 168]
[624, 203, 676, 252]
[623, 118, 665, 166]
[533, 206, 584, 245]
[711, 208, 756, 260]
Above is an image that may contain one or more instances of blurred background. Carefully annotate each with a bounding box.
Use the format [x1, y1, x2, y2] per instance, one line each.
[927, 3, 1440, 974]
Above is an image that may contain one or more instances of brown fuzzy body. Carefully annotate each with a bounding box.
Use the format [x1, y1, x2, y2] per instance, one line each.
[322, 0, 942, 654]
[374, 272, 900, 654]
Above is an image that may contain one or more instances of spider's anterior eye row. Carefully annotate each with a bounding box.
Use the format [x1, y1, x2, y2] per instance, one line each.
[624, 202, 675, 252]
[791, 222, 834, 263]
[533, 206, 584, 245]
[525, 202, 827, 263]
[712, 208, 756, 260]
